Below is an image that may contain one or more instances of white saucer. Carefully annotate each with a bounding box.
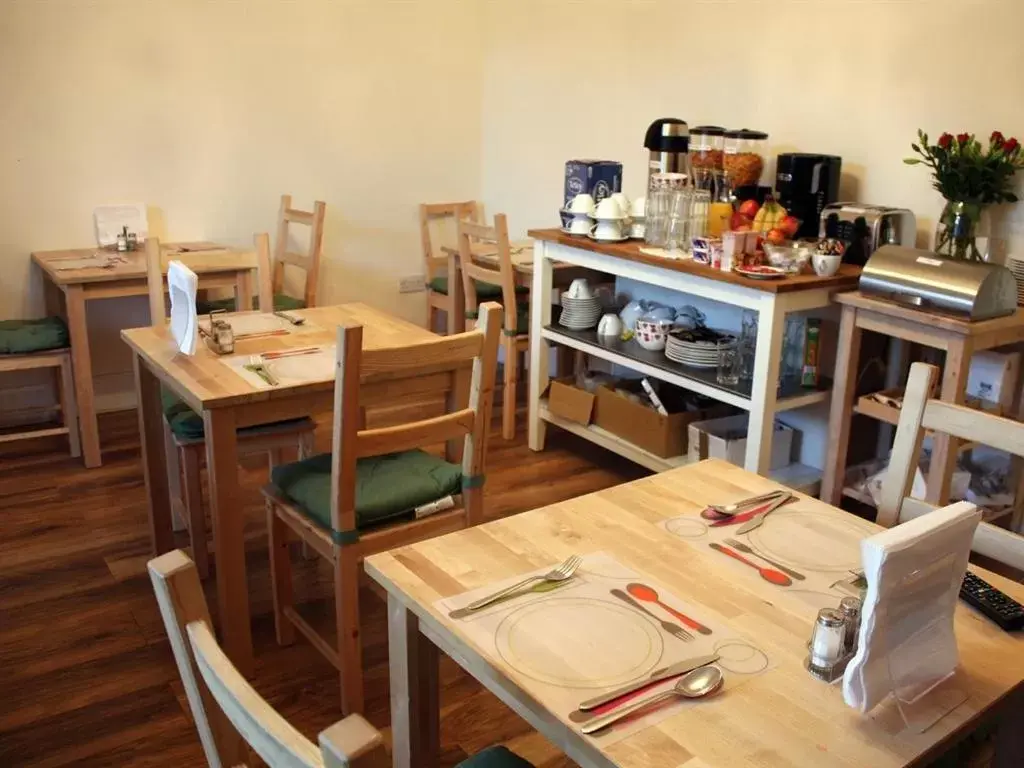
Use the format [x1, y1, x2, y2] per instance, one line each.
[561, 227, 591, 236]
[588, 233, 630, 243]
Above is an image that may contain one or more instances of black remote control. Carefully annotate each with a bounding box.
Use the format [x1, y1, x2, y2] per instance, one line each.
[959, 571, 1024, 631]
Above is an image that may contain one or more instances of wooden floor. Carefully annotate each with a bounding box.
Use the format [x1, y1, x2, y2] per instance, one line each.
[0, 408, 644, 767]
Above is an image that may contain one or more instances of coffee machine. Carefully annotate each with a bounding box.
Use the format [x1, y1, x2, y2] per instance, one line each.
[644, 118, 690, 191]
[774, 153, 842, 239]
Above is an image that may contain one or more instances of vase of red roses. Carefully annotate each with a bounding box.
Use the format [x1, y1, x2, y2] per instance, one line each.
[905, 130, 1024, 262]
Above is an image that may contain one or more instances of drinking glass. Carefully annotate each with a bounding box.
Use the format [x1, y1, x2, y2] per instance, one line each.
[644, 189, 673, 248]
[666, 190, 692, 251]
[717, 341, 740, 387]
[689, 189, 711, 240]
[780, 316, 806, 389]
[739, 310, 758, 380]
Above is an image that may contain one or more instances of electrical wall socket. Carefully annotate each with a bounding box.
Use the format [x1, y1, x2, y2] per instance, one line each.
[399, 274, 425, 294]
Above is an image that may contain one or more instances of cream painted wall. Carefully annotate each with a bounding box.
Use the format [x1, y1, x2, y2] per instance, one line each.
[480, 0, 1024, 255]
[0, 0, 482, 405]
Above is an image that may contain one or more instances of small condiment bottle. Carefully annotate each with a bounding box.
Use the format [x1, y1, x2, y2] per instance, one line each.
[839, 596, 863, 655]
[126, 232, 138, 251]
[116, 226, 128, 252]
[808, 608, 846, 671]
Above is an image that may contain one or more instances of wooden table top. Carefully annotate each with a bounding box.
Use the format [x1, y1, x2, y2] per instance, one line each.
[441, 240, 566, 275]
[528, 228, 862, 294]
[32, 242, 238, 285]
[836, 290, 1024, 336]
[120, 303, 437, 412]
[365, 459, 1024, 768]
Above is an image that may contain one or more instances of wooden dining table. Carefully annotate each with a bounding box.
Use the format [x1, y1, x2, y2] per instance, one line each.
[32, 242, 251, 467]
[365, 459, 1024, 768]
[122, 303, 466, 674]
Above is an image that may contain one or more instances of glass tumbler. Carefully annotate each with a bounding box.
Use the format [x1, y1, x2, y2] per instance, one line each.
[666, 190, 692, 251]
[644, 189, 673, 248]
[716, 340, 740, 387]
[739, 310, 758, 380]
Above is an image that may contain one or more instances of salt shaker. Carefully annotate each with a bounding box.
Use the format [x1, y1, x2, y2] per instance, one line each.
[839, 596, 862, 655]
[807, 608, 846, 678]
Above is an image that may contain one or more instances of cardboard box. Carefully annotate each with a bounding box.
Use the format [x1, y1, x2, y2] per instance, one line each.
[687, 414, 794, 470]
[593, 381, 733, 459]
[546, 377, 595, 425]
[562, 160, 622, 226]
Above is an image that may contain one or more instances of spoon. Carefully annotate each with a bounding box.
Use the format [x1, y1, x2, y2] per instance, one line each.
[709, 543, 793, 586]
[580, 666, 723, 735]
[625, 583, 712, 635]
[702, 490, 787, 519]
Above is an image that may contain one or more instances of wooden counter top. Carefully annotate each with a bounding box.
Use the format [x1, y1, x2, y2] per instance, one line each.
[527, 228, 861, 294]
[836, 290, 1024, 336]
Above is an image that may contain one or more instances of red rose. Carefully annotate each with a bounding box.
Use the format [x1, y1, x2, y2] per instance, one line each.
[956, 132, 970, 146]
[991, 130, 1005, 146]
[1004, 137, 1020, 154]
[938, 133, 953, 149]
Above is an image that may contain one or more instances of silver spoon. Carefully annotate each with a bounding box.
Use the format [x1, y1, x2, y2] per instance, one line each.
[580, 665, 723, 735]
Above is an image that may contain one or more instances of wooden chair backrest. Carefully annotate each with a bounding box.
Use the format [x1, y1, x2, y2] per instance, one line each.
[145, 235, 273, 327]
[456, 214, 519, 335]
[879, 362, 1024, 570]
[328, 302, 502, 535]
[148, 550, 388, 768]
[273, 194, 327, 307]
[419, 200, 482, 282]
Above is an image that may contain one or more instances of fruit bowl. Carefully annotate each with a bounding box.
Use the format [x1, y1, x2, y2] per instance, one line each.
[763, 240, 814, 274]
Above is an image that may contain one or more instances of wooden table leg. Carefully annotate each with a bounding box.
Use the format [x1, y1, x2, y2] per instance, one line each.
[134, 353, 174, 555]
[744, 298, 785, 476]
[992, 685, 1024, 768]
[447, 250, 466, 336]
[927, 338, 973, 505]
[821, 304, 863, 505]
[203, 407, 254, 675]
[387, 594, 439, 768]
[65, 285, 102, 467]
[528, 242, 553, 452]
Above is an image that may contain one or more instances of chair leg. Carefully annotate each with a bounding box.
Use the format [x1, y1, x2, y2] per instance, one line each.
[335, 550, 364, 714]
[267, 447, 285, 470]
[297, 430, 315, 460]
[57, 355, 81, 459]
[502, 337, 518, 440]
[164, 422, 187, 533]
[267, 501, 296, 646]
[181, 445, 209, 580]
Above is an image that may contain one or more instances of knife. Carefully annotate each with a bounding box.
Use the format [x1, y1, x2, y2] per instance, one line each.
[710, 493, 794, 528]
[578, 653, 720, 712]
[735, 492, 792, 534]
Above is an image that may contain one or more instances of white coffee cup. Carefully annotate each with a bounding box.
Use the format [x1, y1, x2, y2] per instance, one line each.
[565, 193, 596, 215]
[593, 197, 625, 220]
[611, 193, 631, 217]
[597, 313, 623, 337]
[566, 278, 594, 300]
[567, 214, 592, 235]
[592, 220, 623, 240]
[630, 196, 646, 218]
[812, 253, 842, 277]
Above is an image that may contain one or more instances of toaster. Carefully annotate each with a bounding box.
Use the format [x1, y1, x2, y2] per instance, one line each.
[819, 203, 917, 267]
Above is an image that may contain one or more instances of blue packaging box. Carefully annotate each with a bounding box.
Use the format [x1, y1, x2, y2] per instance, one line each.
[562, 160, 622, 226]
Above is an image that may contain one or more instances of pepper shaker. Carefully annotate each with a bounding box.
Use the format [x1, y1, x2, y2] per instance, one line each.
[839, 596, 862, 655]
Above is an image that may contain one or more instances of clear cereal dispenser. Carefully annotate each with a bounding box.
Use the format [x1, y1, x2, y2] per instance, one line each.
[723, 129, 768, 189]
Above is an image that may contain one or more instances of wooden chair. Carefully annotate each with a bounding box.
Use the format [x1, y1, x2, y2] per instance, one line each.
[420, 200, 486, 333]
[457, 214, 527, 441]
[878, 362, 1024, 571]
[149, 550, 533, 768]
[262, 303, 501, 714]
[199, 194, 326, 313]
[0, 330, 80, 460]
[147, 236, 316, 578]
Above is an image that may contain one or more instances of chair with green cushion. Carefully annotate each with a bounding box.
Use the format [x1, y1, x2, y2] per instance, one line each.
[150, 549, 534, 768]
[457, 213, 532, 441]
[196, 292, 308, 315]
[262, 303, 502, 715]
[420, 200, 484, 334]
[0, 317, 81, 460]
[147, 234, 317, 579]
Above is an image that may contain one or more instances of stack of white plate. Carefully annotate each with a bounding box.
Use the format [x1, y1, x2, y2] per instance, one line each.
[1009, 257, 1024, 306]
[665, 329, 737, 369]
[558, 295, 602, 330]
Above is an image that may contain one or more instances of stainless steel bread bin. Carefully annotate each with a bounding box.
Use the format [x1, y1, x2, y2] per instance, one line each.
[859, 245, 1018, 321]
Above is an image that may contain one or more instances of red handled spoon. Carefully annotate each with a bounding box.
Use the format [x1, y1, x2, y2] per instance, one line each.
[626, 583, 713, 634]
[709, 543, 793, 586]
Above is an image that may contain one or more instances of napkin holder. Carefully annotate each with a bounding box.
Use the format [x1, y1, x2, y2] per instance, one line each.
[198, 310, 235, 355]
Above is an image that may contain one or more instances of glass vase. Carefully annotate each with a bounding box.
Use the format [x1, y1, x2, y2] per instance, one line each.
[934, 200, 989, 262]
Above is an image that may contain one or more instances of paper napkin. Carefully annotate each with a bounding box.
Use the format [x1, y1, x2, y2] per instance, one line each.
[167, 260, 198, 355]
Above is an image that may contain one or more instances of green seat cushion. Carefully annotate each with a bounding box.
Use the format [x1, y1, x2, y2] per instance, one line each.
[428, 276, 526, 299]
[270, 450, 463, 531]
[0, 317, 69, 355]
[456, 746, 534, 768]
[468, 304, 529, 335]
[161, 388, 310, 443]
[196, 293, 306, 314]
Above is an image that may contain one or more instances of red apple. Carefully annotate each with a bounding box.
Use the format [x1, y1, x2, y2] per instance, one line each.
[730, 212, 753, 230]
[738, 199, 760, 219]
[779, 215, 800, 238]
[766, 228, 787, 245]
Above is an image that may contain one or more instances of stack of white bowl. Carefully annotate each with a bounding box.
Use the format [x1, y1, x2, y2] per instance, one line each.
[562, 194, 595, 236]
[1009, 256, 1024, 306]
[559, 278, 603, 330]
[628, 197, 646, 239]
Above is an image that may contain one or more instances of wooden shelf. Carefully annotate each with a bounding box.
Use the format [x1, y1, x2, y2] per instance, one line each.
[540, 402, 822, 496]
[542, 325, 831, 413]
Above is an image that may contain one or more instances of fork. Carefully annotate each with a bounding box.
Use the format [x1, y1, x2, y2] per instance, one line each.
[724, 538, 805, 581]
[610, 589, 693, 642]
[465, 555, 582, 612]
[247, 354, 279, 386]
